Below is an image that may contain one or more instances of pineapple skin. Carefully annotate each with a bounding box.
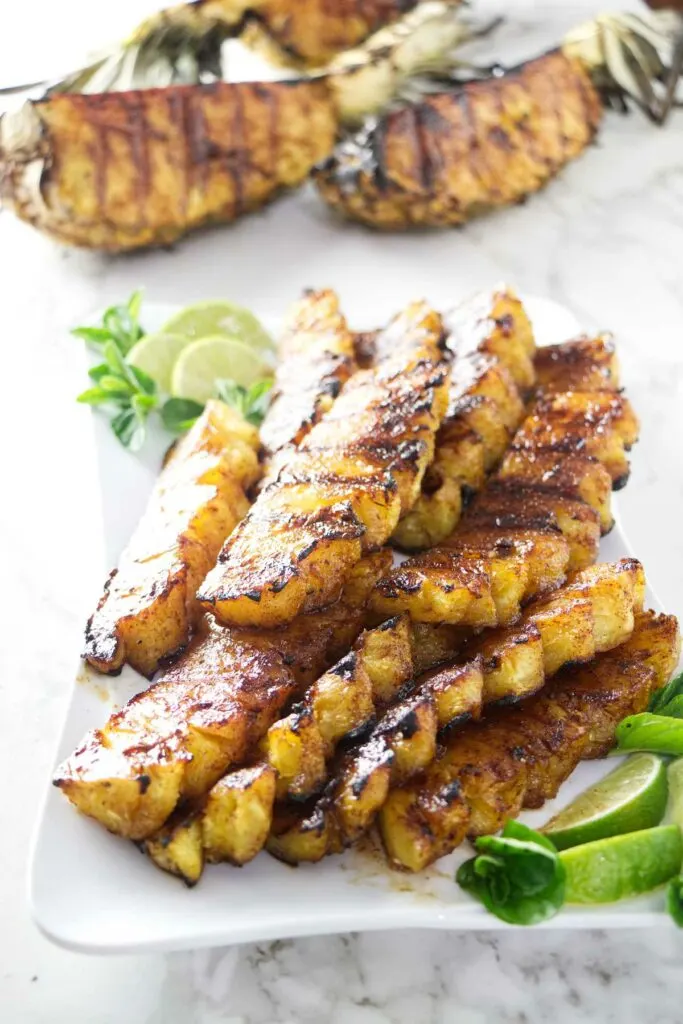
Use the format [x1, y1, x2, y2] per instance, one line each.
[0, 79, 336, 251]
[314, 51, 603, 229]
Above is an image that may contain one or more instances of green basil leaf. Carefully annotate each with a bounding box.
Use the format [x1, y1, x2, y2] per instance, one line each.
[111, 406, 146, 451]
[161, 397, 204, 434]
[668, 876, 683, 927]
[103, 339, 128, 377]
[98, 374, 134, 397]
[456, 821, 565, 926]
[615, 713, 683, 755]
[132, 393, 157, 414]
[76, 387, 111, 406]
[127, 289, 144, 322]
[88, 362, 110, 384]
[128, 364, 158, 397]
[650, 671, 683, 714]
[71, 326, 111, 346]
[656, 695, 683, 720]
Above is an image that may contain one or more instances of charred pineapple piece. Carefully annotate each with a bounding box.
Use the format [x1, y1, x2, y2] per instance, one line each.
[370, 548, 530, 627]
[498, 449, 614, 534]
[263, 616, 413, 801]
[394, 288, 533, 552]
[465, 481, 601, 572]
[198, 301, 448, 628]
[534, 335, 620, 395]
[145, 813, 204, 887]
[266, 655, 485, 864]
[202, 763, 277, 866]
[380, 610, 678, 871]
[513, 391, 639, 488]
[460, 558, 645, 701]
[446, 288, 536, 390]
[84, 400, 260, 678]
[54, 552, 390, 840]
[260, 289, 357, 460]
[446, 526, 570, 599]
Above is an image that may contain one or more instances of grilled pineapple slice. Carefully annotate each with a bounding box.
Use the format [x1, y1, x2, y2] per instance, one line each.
[371, 548, 530, 627]
[260, 289, 356, 460]
[498, 449, 614, 533]
[446, 289, 536, 389]
[466, 482, 601, 572]
[380, 611, 678, 871]
[145, 813, 204, 887]
[534, 335, 620, 394]
[198, 301, 448, 627]
[264, 616, 413, 801]
[84, 400, 260, 678]
[202, 764, 277, 866]
[54, 551, 391, 840]
[267, 657, 485, 865]
[393, 288, 533, 552]
[514, 391, 639, 488]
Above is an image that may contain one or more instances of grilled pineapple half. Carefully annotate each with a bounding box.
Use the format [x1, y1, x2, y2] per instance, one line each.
[198, 301, 448, 628]
[380, 610, 679, 871]
[84, 400, 260, 678]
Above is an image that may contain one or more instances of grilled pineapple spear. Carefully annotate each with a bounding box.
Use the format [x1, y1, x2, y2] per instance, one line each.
[380, 610, 680, 872]
[259, 289, 357, 462]
[0, 2, 473, 251]
[267, 559, 647, 866]
[84, 400, 260, 678]
[198, 301, 449, 629]
[54, 549, 391, 840]
[315, 11, 683, 229]
[392, 287, 533, 552]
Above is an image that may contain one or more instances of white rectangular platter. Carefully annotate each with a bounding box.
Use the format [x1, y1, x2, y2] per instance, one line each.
[30, 296, 676, 954]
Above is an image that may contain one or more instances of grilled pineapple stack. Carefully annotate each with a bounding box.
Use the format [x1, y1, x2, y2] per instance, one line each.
[56, 287, 682, 890]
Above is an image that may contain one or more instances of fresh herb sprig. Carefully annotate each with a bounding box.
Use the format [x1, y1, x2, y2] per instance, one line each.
[456, 820, 566, 925]
[74, 291, 272, 451]
[614, 671, 683, 755]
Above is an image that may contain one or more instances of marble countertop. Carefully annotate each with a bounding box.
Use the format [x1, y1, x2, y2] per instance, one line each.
[3, 0, 683, 1019]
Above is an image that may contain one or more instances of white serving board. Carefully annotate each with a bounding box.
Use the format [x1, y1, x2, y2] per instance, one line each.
[30, 297, 676, 955]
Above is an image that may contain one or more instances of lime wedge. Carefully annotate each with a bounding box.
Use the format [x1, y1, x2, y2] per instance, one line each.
[667, 758, 683, 829]
[162, 301, 274, 354]
[542, 753, 668, 851]
[170, 335, 272, 404]
[561, 825, 682, 904]
[127, 332, 189, 393]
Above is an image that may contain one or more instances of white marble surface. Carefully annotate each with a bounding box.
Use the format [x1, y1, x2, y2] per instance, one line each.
[3, 0, 683, 1019]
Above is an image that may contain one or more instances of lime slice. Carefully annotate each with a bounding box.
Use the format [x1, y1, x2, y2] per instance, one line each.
[162, 301, 274, 354]
[127, 332, 189, 393]
[561, 825, 683, 904]
[542, 753, 668, 851]
[170, 335, 272, 404]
